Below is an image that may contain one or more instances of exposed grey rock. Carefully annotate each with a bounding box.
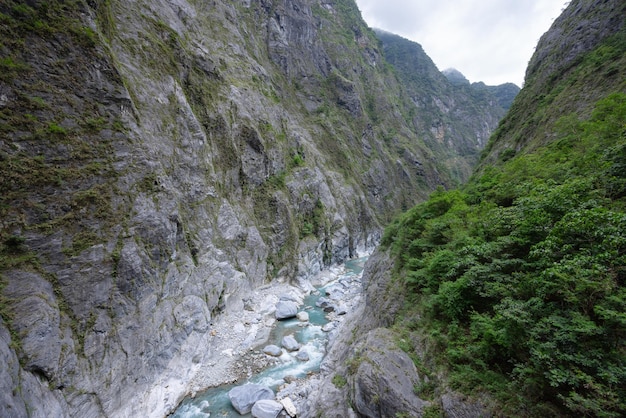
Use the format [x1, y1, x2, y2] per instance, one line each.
[279, 294, 300, 303]
[315, 297, 331, 308]
[283, 375, 297, 384]
[325, 286, 345, 301]
[275, 300, 299, 320]
[228, 384, 275, 415]
[251, 399, 284, 418]
[0, 315, 71, 418]
[280, 397, 298, 417]
[361, 249, 404, 329]
[296, 350, 310, 362]
[335, 304, 348, 315]
[281, 335, 300, 352]
[321, 323, 335, 332]
[173, 295, 211, 335]
[441, 392, 491, 418]
[6, 275, 57, 368]
[263, 345, 283, 357]
[349, 328, 427, 418]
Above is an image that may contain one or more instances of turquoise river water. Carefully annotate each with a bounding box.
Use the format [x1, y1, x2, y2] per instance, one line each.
[171, 256, 367, 417]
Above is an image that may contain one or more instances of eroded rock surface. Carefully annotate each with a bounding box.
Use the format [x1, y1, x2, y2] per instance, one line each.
[349, 328, 428, 418]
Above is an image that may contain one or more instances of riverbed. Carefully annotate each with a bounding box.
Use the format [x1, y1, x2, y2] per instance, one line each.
[170, 256, 367, 417]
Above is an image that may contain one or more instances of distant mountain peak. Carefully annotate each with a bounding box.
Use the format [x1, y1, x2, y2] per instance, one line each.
[442, 68, 470, 85]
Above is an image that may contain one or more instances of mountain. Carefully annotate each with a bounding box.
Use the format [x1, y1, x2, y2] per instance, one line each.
[320, 0, 625, 416]
[374, 30, 520, 183]
[0, 0, 511, 417]
[442, 68, 469, 86]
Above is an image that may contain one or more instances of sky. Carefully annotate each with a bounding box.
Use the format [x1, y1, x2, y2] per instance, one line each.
[354, 0, 567, 86]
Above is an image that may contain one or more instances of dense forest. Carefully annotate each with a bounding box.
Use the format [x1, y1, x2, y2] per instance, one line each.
[382, 25, 626, 417]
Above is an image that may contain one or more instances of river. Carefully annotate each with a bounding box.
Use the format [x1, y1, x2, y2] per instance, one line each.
[170, 256, 368, 417]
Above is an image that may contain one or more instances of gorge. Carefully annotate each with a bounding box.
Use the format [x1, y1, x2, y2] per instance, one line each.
[2, 0, 625, 417]
[0, 0, 513, 416]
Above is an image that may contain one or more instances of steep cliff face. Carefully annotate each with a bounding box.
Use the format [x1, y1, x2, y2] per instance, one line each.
[375, 30, 519, 183]
[480, 0, 626, 166]
[327, 0, 625, 417]
[0, 0, 509, 417]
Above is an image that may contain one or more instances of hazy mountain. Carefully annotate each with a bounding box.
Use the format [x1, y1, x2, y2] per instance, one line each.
[374, 29, 520, 183]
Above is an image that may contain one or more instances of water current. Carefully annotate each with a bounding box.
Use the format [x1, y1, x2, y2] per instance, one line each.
[171, 256, 367, 417]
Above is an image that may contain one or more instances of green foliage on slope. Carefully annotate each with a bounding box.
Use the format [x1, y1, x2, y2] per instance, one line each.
[482, 29, 626, 167]
[383, 92, 626, 416]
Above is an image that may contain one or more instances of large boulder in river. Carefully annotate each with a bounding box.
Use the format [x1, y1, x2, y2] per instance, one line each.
[281, 335, 300, 351]
[251, 399, 284, 418]
[263, 345, 282, 357]
[296, 350, 310, 361]
[228, 384, 274, 415]
[275, 300, 298, 320]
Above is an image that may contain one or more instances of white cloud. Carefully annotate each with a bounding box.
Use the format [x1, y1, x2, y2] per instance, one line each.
[355, 0, 565, 86]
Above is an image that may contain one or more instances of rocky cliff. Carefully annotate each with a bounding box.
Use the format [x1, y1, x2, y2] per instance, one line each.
[375, 30, 519, 183]
[480, 0, 626, 166]
[308, 0, 625, 417]
[0, 0, 510, 417]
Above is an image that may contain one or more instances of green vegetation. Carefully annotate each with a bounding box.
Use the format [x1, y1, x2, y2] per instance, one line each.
[332, 373, 347, 388]
[383, 93, 626, 416]
[0, 0, 97, 47]
[483, 31, 626, 166]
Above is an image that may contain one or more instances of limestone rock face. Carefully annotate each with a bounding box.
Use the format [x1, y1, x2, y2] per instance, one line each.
[349, 328, 427, 418]
[0, 0, 514, 416]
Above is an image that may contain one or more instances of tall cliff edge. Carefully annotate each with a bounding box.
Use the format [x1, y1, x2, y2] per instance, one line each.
[0, 0, 510, 417]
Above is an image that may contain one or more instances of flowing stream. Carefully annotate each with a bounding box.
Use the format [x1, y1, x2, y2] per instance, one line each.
[171, 257, 367, 417]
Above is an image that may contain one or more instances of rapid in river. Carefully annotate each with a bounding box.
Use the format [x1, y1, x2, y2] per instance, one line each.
[171, 256, 368, 417]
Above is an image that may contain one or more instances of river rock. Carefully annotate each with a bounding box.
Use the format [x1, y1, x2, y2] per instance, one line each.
[280, 294, 300, 302]
[275, 300, 299, 320]
[251, 399, 284, 418]
[315, 297, 331, 308]
[296, 350, 309, 361]
[280, 397, 298, 417]
[321, 323, 335, 332]
[326, 287, 345, 301]
[228, 384, 274, 415]
[263, 345, 282, 357]
[296, 311, 309, 322]
[281, 335, 300, 352]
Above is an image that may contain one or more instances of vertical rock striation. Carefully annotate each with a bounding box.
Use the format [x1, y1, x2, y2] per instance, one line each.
[0, 0, 511, 416]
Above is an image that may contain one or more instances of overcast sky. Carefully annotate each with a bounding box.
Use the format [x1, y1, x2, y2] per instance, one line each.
[354, 0, 567, 86]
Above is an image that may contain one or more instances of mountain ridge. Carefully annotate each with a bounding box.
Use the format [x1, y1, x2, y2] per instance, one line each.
[374, 28, 519, 183]
[0, 0, 512, 416]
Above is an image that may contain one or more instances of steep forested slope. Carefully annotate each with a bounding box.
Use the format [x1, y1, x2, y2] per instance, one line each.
[379, 0, 626, 416]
